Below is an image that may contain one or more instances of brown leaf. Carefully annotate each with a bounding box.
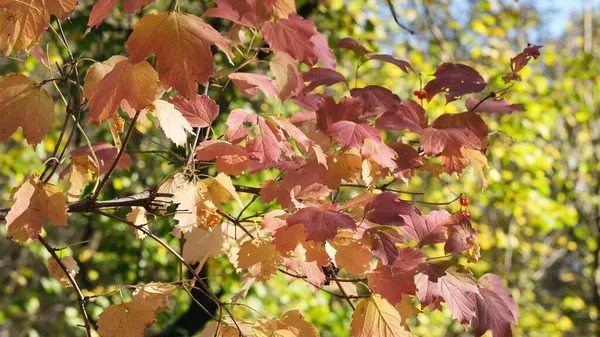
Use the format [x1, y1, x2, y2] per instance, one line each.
[47, 256, 79, 288]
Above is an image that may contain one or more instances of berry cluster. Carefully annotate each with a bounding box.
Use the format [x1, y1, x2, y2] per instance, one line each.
[460, 194, 472, 219]
[413, 90, 427, 100]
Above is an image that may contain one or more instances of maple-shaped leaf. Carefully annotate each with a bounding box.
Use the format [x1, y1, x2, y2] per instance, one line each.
[229, 72, 279, 99]
[195, 140, 251, 176]
[323, 151, 362, 189]
[88, 0, 156, 28]
[327, 121, 381, 150]
[364, 226, 406, 267]
[260, 165, 331, 210]
[145, 100, 193, 147]
[443, 212, 479, 255]
[420, 126, 482, 175]
[237, 238, 282, 281]
[391, 247, 426, 274]
[311, 32, 337, 70]
[335, 37, 372, 56]
[180, 226, 224, 266]
[431, 111, 489, 148]
[97, 300, 157, 337]
[424, 63, 486, 104]
[67, 142, 133, 174]
[350, 86, 403, 116]
[364, 192, 418, 228]
[126, 12, 233, 97]
[471, 274, 519, 337]
[284, 241, 331, 289]
[261, 14, 320, 66]
[88, 57, 159, 123]
[0, 74, 54, 146]
[351, 294, 410, 337]
[206, 0, 259, 28]
[330, 238, 372, 275]
[367, 54, 414, 74]
[287, 204, 356, 242]
[300, 68, 347, 95]
[414, 261, 478, 325]
[402, 209, 450, 247]
[47, 256, 79, 288]
[253, 310, 319, 337]
[368, 266, 416, 305]
[375, 100, 427, 133]
[83, 55, 127, 100]
[65, 154, 98, 201]
[5, 173, 68, 243]
[315, 95, 362, 132]
[361, 139, 399, 174]
[465, 97, 525, 114]
[270, 52, 304, 100]
[387, 142, 423, 178]
[0, 0, 77, 55]
[169, 94, 219, 128]
[273, 222, 306, 254]
[131, 282, 177, 313]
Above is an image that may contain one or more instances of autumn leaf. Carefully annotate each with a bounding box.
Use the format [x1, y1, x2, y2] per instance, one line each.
[0, 74, 55, 146]
[261, 14, 320, 66]
[0, 0, 77, 55]
[503, 43, 543, 83]
[363, 226, 406, 266]
[364, 192, 420, 228]
[67, 143, 133, 174]
[229, 72, 279, 99]
[180, 226, 225, 266]
[351, 294, 410, 337]
[65, 154, 98, 202]
[327, 121, 381, 150]
[414, 261, 479, 325]
[368, 266, 416, 305]
[375, 100, 427, 133]
[87, 57, 159, 124]
[350, 85, 403, 115]
[195, 140, 251, 176]
[206, 0, 259, 28]
[471, 273, 519, 337]
[301, 68, 347, 95]
[97, 301, 157, 337]
[465, 97, 526, 114]
[390, 247, 426, 274]
[47, 256, 79, 288]
[315, 95, 363, 132]
[424, 63, 486, 104]
[238, 238, 282, 281]
[367, 54, 414, 73]
[443, 212, 479, 255]
[335, 37, 372, 56]
[253, 310, 319, 337]
[5, 173, 68, 243]
[144, 100, 194, 147]
[88, 0, 156, 28]
[126, 207, 148, 239]
[83, 55, 127, 100]
[270, 52, 304, 100]
[131, 282, 176, 312]
[169, 94, 219, 128]
[330, 238, 372, 275]
[126, 12, 232, 98]
[287, 204, 356, 242]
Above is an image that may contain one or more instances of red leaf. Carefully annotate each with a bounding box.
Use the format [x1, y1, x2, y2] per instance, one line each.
[270, 52, 304, 100]
[229, 72, 279, 99]
[261, 15, 318, 66]
[364, 226, 406, 266]
[443, 212, 478, 255]
[412, 210, 450, 246]
[368, 266, 416, 305]
[335, 37, 371, 56]
[315, 95, 363, 132]
[287, 204, 356, 242]
[364, 192, 419, 228]
[311, 32, 336, 70]
[420, 127, 481, 174]
[169, 94, 219, 128]
[424, 63, 486, 104]
[350, 86, 403, 116]
[391, 247, 426, 273]
[88, 0, 156, 28]
[300, 68, 346, 95]
[205, 0, 259, 28]
[360, 139, 399, 171]
[195, 140, 251, 176]
[510, 43, 543, 73]
[292, 94, 327, 111]
[368, 54, 413, 74]
[431, 111, 489, 148]
[327, 121, 381, 150]
[69, 143, 132, 173]
[414, 261, 478, 325]
[465, 97, 525, 114]
[471, 274, 519, 337]
[387, 142, 423, 174]
[225, 109, 255, 144]
[375, 100, 427, 133]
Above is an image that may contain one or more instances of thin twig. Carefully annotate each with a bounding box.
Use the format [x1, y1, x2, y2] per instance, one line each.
[38, 236, 92, 337]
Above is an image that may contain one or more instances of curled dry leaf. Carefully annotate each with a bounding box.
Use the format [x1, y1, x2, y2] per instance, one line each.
[47, 256, 79, 288]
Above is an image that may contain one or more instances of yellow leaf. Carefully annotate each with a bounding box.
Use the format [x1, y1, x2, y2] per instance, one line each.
[351, 295, 410, 337]
[132, 282, 177, 313]
[97, 301, 157, 337]
[126, 207, 148, 239]
[0, 74, 54, 146]
[238, 238, 282, 281]
[254, 310, 318, 337]
[395, 294, 420, 328]
[47, 256, 79, 288]
[66, 154, 98, 202]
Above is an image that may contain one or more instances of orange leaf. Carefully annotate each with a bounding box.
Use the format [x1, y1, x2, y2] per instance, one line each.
[126, 12, 233, 97]
[351, 295, 410, 337]
[0, 74, 54, 146]
[5, 173, 68, 243]
[88, 57, 159, 123]
[238, 238, 282, 281]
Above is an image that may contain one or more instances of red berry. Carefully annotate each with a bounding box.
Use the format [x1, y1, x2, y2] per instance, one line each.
[419, 92, 427, 100]
[460, 198, 469, 207]
[463, 211, 472, 219]
[413, 90, 421, 97]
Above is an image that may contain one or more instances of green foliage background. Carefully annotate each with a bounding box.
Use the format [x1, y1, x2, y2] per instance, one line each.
[1, 1, 599, 336]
